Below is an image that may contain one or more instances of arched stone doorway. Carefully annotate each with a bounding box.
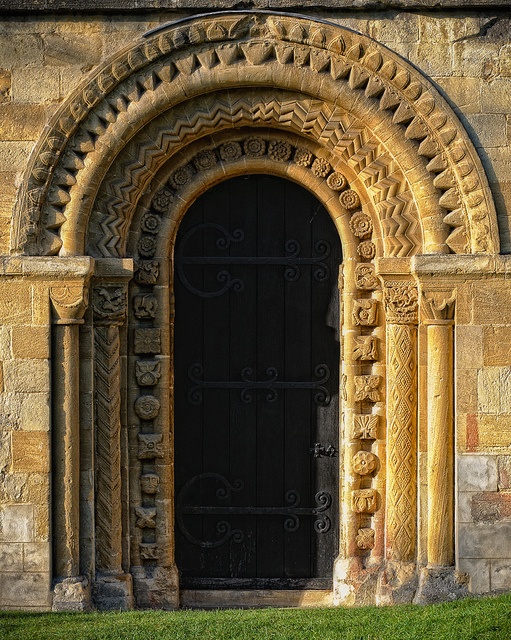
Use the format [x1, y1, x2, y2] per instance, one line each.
[10, 11, 499, 610]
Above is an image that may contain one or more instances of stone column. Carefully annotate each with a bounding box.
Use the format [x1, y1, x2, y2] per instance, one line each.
[378, 277, 419, 603]
[414, 289, 467, 603]
[92, 259, 134, 610]
[50, 275, 93, 612]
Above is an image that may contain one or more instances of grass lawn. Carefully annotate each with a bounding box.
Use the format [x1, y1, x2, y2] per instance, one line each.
[1, 594, 510, 640]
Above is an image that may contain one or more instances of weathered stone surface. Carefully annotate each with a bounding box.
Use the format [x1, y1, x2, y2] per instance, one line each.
[11, 326, 50, 359]
[458, 558, 490, 593]
[458, 522, 511, 558]
[0, 572, 51, 607]
[0, 542, 23, 571]
[0, 68, 11, 103]
[23, 542, 50, 572]
[0, 504, 34, 542]
[11, 431, 50, 473]
[0, 104, 45, 141]
[458, 455, 498, 492]
[3, 359, 50, 393]
[52, 576, 91, 612]
[414, 567, 468, 604]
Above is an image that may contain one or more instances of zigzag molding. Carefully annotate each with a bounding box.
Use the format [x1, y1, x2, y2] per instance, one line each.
[12, 11, 498, 256]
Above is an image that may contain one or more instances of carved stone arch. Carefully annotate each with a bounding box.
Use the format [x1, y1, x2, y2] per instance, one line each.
[21, 11, 491, 610]
[12, 10, 498, 258]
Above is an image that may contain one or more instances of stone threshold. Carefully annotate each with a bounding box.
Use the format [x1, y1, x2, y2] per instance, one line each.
[180, 589, 333, 609]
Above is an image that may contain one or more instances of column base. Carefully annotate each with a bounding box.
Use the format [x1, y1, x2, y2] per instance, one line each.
[375, 561, 418, 605]
[413, 566, 469, 605]
[52, 576, 91, 612]
[132, 565, 180, 610]
[333, 556, 382, 606]
[93, 572, 134, 610]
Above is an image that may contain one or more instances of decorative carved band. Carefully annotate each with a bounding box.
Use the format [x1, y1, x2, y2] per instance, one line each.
[94, 324, 123, 572]
[386, 323, 417, 562]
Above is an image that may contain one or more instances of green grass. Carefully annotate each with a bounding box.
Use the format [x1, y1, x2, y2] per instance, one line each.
[1, 594, 510, 640]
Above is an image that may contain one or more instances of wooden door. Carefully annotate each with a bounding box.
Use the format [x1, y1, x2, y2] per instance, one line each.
[174, 175, 340, 589]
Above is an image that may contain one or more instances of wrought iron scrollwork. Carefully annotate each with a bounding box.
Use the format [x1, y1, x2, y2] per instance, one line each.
[176, 223, 331, 298]
[187, 363, 331, 406]
[176, 473, 332, 548]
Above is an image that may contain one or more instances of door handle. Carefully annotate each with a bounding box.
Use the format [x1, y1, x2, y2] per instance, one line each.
[310, 443, 337, 458]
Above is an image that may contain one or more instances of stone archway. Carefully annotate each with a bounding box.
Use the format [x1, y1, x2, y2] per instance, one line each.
[11, 11, 499, 610]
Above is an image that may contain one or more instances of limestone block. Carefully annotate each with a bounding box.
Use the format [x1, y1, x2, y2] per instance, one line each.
[0, 325, 10, 359]
[457, 492, 475, 523]
[0, 431, 10, 474]
[0, 104, 45, 141]
[490, 559, 511, 591]
[466, 114, 508, 149]
[478, 415, 511, 450]
[455, 325, 483, 370]
[23, 542, 49, 572]
[477, 368, 500, 414]
[0, 68, 11, 102]
[0, 34, 43, 66]
[0, 543, 23, 571]
[453, 39, 500, 78]
[408, 42, 452, 77]
[434, 77, 481, 114]
[458, 522, 511, 559]
[369, 14, 419, 43]
[0, 141, 32, 172]
[482, 78, 511, 114]
[458, 455, 497, 492]
[498, 457, 511, 490]
[3, 360, 50, 393]
[11, 326, 50, 359]
[19, 393, 50, 431]
[11, 66, 60, 103]
[483, 327, 511, 366]
[11, 432, 50, 473]
[0, 504, 34, 542]
[43, 32, 103, 67]
[0, 283, 31, 324]
[457, 558, 490, 594]
[0, 572, 50, 607]
[484, 148, 511, 184]
[456, 369, 477, 414]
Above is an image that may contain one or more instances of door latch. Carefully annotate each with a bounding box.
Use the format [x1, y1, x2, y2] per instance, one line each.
[310, 443, 337, 458]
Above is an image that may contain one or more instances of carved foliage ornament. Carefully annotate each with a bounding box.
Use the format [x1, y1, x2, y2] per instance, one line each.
[354, 264, 379, 291]
[15, 12, 498, 257]
[354, 375, 382, 403]
[384, 281, 419, 324]
[356, 528, 375, 550]
[353, 414, 379, 440]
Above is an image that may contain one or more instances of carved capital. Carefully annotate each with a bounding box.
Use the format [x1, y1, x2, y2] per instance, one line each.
[383, 280, 418, 325]
[92, 285, 128, 325]
[50, 284, 89, 324]
[421, 289, 455, 324]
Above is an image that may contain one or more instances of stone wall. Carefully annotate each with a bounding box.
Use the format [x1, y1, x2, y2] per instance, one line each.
[0, 4, 511, 609]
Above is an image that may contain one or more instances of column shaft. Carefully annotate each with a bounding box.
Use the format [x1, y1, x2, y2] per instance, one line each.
[386, 323, 417, 562]
[427, 323, 454, 566]
[53, 324, 81, 577]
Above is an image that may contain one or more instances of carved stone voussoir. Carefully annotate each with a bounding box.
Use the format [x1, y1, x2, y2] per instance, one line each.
[50, 284, 89, 324]
[355, 264, 380, 291]
[138, 433, 164, 459]
[352, 299, 378, 326]
[353, 335, 378, 361]
[354, 375, 382, 403]
[383, 281, 418, 324]
[135, 360, 162, 386]
[135, 507, 157, 529]
[93, 286, 127, 325]
[352, 489, 379, 514]
[356, 528, 376, 550]
[353, 414, 379, 440]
